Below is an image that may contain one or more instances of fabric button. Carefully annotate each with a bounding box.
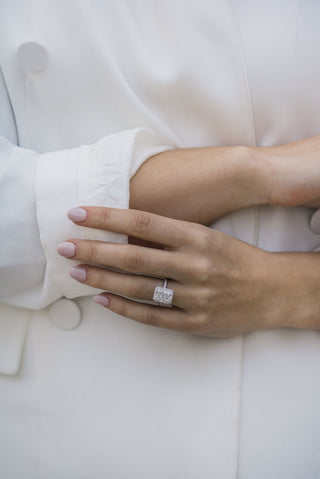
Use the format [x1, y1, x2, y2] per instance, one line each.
[310, 209, 320, 234]
[49, 299, 81, 331]
[17, 42, 48, 72]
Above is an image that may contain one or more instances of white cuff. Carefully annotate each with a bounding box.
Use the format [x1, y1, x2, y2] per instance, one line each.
[35, 127, 171, 301]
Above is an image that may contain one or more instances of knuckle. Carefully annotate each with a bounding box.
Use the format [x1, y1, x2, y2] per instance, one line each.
[88, 268, 103, 287]
[86, 242, 99, 263]
[183, 313, 206, 334]
[184, 225, 200, 246]
[97, 270, 112, 291]
[131, 281, 151, 299]
[130, 211, 152, 235]
[191, 258, 212, 284]
[185, 225, 210, 249]
[183, 319, 198, 334]
[193, 312, 210, 332]
[124, 248, 147, 270]
[116, 301, 129, 318]
[97, 207, 111, 228]
[211, 230, 225, 253]
[193, 227, 212, 251]
[195, 288, 212, 310]
[144, 310, 160, 327]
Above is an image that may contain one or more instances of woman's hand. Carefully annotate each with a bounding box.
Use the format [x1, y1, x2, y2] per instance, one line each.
[258, 135, 320, 208]
[57, 207, 301, 337]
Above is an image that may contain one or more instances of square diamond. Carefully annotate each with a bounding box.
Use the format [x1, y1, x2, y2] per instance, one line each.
[153, 286, 174, 305]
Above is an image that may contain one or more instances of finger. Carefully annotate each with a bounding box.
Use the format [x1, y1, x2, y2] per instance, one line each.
[57, 240, 186, 280]
[128, 236, 164, 250]
[69, 265, 188, 308]
[67, 206, 192, 249]
[93, 293, 193, 333]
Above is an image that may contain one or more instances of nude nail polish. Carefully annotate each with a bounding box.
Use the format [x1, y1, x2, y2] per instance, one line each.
[57, 242, 76, 257]
[94, 295, 110, 307]
[70, 266, 87, 282]
[68, 207, 87, 222]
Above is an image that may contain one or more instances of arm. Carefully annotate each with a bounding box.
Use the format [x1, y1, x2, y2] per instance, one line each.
[130, 146, 268, 224]
[130, 135, 320, 225]
[62, 134, 320, 334]
[3, 53, 320, 311]
[1, 64, 269, 308]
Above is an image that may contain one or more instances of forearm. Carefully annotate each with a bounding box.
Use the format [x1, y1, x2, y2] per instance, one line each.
[130, 135, 320, 224]
[130, 146, 269, 224]
[266, 251, 320, 330]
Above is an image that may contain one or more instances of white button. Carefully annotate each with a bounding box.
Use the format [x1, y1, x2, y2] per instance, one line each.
[17, 42, 48, 72]
[49, 299, 81, 331]
[310, 209, 320, 234]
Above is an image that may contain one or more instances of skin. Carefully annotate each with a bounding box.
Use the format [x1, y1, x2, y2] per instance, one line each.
[129, 135, 320, 225]
[57, 136, 320, 337]
[129, 145, 268, 225]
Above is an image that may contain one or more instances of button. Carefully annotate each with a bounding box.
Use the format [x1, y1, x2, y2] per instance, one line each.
[49, 299, 81, 331]
[310, 209, 320, 234]
[17, 42, 48, 72]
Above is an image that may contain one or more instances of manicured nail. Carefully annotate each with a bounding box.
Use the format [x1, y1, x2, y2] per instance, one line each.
[69, 266, 87, 282]
[94, 295, 110, 307]
[57, 242, 76, 257]
[67, 207, 87, 222]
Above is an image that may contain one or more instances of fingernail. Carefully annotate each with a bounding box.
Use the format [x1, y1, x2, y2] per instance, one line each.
[68, 207, 87, 222]
[57, 242, 76, 258]
[94, 295, 110, 307]
[69, 266, 87, 282]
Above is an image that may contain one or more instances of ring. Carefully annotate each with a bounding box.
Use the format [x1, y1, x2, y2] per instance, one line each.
[153, 278, 174, 306]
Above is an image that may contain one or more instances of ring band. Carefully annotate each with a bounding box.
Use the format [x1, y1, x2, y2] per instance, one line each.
[153, 278, 174, 306]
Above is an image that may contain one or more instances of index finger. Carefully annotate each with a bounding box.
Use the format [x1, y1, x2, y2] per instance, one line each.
[67, 207, 190, 248]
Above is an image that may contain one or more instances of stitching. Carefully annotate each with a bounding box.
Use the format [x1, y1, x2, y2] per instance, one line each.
[223, 0, 260, 245]
[0, 66, 20, 145]
[23, 72, 32, 149]
[223, 1, 259, 478]
[223, 0, 257, 148]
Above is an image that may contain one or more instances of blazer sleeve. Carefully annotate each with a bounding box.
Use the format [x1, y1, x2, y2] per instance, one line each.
[0, 69, 171, 310]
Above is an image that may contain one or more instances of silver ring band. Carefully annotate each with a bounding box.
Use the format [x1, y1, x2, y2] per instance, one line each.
[153, 278, 174, 306]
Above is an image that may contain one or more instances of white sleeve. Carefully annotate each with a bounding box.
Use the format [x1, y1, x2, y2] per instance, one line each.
[0, 71, 171, 310]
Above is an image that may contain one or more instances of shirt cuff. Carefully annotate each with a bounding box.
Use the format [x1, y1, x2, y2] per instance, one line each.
[35, 127, 171, 301]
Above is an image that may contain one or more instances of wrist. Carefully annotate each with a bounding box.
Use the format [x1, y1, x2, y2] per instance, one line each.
[251, 142, 310, 208]
[264, 252, 320, 330]
[252, 145, 285, 206]
[232, 145, 272, 207]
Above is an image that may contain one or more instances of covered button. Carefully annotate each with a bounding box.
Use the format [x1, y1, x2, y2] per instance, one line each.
[310, 209, 320, 234]
[49, 298, 81, 331]
[17, 41, 48, 72]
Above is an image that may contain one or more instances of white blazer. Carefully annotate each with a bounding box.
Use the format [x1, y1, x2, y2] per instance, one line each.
[1, 1, 320, 477]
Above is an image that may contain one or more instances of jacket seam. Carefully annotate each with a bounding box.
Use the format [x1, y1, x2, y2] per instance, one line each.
[223, 1, 258, 478]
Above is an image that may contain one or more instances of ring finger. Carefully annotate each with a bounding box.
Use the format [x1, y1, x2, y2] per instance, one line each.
[69, 264, 188, 308]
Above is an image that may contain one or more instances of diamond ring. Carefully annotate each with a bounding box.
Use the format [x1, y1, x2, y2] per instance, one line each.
[153, 278, 174, 306]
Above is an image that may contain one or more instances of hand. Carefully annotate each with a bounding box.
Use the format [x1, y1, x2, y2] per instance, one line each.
[57, 207, 293, 337]
[259, 135, 320, 208]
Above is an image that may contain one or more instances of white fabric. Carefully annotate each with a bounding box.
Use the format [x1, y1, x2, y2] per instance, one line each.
[0, 303, 30, 375]
[0, 120, 170, 308]
[1, 1, 320, 478]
